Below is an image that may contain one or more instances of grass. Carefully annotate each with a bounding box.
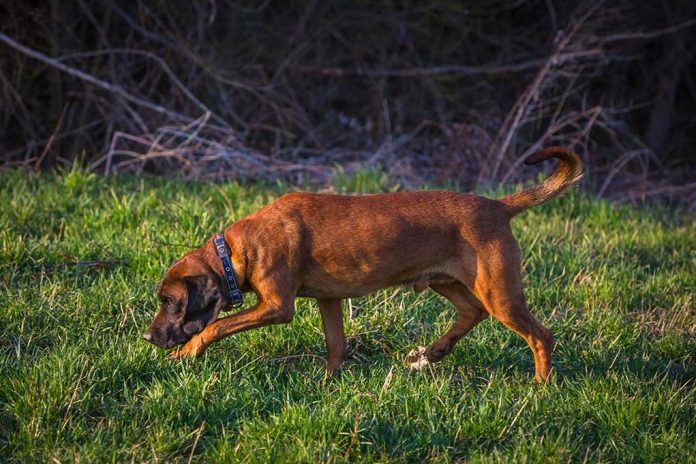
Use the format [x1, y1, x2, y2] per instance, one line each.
[1, 166, 694, 463]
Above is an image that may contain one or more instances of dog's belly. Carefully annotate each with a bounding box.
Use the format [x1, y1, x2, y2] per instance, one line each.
[296, 278, 456, 299]
[296, 280, 394, 299]
[296, 260, 465, 299]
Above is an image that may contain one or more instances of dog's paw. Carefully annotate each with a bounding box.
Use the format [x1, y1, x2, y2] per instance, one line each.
[170, 335, 207, 360]
[406, 345, 430, 370]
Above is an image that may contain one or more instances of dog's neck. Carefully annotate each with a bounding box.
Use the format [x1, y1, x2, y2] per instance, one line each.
[201, 234, 247, 299]
[212, 234, 243, 307]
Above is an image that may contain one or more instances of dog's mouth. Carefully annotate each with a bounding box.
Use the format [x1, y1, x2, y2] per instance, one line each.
[143, 328, 192, 350]
[144, 337, 181, 350]
[144, 317, 214, 350]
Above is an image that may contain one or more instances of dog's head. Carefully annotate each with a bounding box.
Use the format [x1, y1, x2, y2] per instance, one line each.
[143, 251, 227, 349]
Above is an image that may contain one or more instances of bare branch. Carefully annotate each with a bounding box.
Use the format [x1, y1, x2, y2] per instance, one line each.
[286, 50, 605, 78]
[600, 16, 696, 44]
[0, 32, 192, 124]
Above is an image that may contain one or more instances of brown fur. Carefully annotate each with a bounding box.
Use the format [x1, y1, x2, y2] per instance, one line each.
[144, 146, 583, 382]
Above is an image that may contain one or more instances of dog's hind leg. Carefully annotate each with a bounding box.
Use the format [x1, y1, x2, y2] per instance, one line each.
[424, 282, 489, 363]
[317, 298, 346, 373]
[474, 241, 554, 382]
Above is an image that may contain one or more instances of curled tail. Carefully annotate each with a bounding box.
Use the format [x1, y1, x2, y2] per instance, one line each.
[500, 147, 583, 216]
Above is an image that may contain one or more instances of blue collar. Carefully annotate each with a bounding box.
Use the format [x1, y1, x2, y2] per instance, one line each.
[213, 234, 244, 308]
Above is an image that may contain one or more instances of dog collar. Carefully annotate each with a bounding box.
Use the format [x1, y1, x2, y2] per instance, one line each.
[213, 234, 244, 308]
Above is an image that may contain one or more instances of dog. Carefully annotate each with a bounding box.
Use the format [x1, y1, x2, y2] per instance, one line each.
[143, 147, 582, 382]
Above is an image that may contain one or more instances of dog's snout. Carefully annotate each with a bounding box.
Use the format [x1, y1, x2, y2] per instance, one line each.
[142, 331, 153, 342]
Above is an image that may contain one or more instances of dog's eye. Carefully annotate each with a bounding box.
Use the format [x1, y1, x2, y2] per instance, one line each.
[166, 299, 182, 315]
[160, 296, 176, 310]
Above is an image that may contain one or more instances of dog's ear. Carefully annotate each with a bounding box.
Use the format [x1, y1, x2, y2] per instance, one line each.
[183, 275, 219, 314]
[184, 272, 232, 317]
[180, 274, 227, 336]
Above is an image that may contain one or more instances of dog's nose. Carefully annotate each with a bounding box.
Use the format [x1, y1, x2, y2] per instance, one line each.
[142, 331, 153, 341]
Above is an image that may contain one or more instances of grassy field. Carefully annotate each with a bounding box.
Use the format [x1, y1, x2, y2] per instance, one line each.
[1, 167, 694, 463]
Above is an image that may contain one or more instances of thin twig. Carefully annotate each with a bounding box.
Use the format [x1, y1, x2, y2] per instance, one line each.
[34, 102, 69, 171]
[186, 421, 205, 464]
[287, 50, 604, 78]
[600, 16, 696, 44]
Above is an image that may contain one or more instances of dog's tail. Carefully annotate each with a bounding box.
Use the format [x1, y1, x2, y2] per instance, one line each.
[499, 147, 583, 216]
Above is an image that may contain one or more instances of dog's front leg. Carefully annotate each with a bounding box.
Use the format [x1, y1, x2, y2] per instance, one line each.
[317, 298, 346, 373]
[172, 291, 295, 359]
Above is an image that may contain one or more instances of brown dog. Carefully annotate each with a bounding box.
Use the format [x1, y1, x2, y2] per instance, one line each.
[143, 147, 582, 382]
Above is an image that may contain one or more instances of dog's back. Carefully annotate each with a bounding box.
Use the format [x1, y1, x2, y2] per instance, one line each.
[234, 147, 582, 298]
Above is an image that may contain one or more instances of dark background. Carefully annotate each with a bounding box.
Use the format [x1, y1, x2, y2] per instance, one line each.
[1, 0, 695, 204]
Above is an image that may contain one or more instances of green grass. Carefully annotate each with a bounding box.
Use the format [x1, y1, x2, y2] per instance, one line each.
[1, 166, 694, 463]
